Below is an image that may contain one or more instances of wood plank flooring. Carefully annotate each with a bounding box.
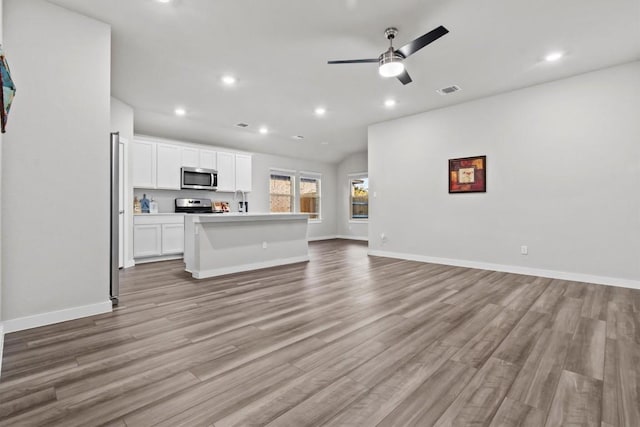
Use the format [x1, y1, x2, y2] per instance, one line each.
[1, 239, 639, 426]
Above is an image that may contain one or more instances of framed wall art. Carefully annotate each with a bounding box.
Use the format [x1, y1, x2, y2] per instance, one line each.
[449, 155, 486, 193]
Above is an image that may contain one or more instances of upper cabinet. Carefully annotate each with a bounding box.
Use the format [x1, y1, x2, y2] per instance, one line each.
[199, 149, 217, 171]
[156, 144, 181, 190]
[131, 140, 156, 188]
[181, 147, 199, 168]
[216, 151, 236, 192]
[133, 137, 251, 192]
[235, 154, 252, 192]
[181, 147, 217, 170]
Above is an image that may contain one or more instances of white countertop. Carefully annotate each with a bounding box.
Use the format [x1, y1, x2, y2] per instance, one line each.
[189, 212, 309, 223]
[134, 212, 186, 216]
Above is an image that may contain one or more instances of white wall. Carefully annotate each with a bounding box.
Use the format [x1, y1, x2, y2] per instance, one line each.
[251, 152, 338, 240]
[369, 61, 640, 287]
[2, 0, 112, 331]
[336, 151, 368, 240]
[111, 98, 134, 144]
[111, 97, 134, 267]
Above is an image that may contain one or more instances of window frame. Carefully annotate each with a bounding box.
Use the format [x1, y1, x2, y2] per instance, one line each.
[269, 169, 296, 214]
[299, 171, 322, 223]
[349, 173, 369, 222]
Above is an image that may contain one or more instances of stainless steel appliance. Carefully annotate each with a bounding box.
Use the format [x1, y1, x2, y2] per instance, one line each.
[181, 167, 217, 190]
[110, 132, 121, 305]
[175, 198, 218, 214]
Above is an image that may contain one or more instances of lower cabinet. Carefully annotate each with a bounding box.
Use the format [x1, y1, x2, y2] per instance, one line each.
[134, 215, 185, 261]
[133, 224, 162, 258]
[161, 223, 184, 254]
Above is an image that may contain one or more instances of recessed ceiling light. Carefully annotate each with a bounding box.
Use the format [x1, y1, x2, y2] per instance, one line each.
[221, 75, 236, 85]
[384, 99, 397, 108]
[545, 51, 564, 62]
[314, 107, 326, 116]
[292, 135, 304, 140]
[156, 0, 171, 3]
[174, 107, 186, 116]
[259, 126, 269, 135]
[321, 141, 329, 145]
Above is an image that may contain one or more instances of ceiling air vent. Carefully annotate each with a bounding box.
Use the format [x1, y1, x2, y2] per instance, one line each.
[235, 122, 249, 128]
[436, 85, 461, 95]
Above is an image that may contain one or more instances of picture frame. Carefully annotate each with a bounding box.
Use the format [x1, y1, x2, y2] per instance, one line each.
[449, 155, 486, 193]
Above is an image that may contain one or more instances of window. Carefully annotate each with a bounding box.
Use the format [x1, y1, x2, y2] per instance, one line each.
[350, 176, 368, 220]
[299, 174, 321, 220]
[270, 172, 294, 213]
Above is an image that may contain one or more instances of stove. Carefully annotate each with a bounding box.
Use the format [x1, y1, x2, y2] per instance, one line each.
[175, 198, 215, 214]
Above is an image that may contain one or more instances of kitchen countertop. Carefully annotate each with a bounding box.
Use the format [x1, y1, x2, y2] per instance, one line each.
[188, 213, 309, 223]
[134, 212, 186, 216]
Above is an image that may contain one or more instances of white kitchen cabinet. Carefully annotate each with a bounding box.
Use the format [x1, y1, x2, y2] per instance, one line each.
[199, 149, 217, 170]
[132, 137, 252, 192]
[216, 151, 236, 192]
[156, 144, 182, 189]
[235, 154, 252, 192]
[182, 147, 216, 171]
[134, 215, 185, 262]
[162, 223, 184, 254]
[133, 224, 162, 258]
[131, 140, 156, 188]
[181, 147, 199, 168]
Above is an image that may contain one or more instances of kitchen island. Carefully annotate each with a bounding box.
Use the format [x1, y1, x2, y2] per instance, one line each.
[184, 213, 310, 279]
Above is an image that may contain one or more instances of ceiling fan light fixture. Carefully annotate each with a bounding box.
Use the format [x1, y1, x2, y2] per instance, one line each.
[378, 49, 405, 78]
[221, 75, 236, 85]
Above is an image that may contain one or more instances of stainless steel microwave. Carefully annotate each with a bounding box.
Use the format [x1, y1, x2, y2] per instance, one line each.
[181, 167, 217, 190]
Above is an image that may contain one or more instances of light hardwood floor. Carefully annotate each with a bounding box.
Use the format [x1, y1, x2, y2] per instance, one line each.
[1, 240, 639, 426]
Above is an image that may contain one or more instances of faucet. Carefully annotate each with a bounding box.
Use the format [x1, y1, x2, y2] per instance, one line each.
[234, 190, 246, 213]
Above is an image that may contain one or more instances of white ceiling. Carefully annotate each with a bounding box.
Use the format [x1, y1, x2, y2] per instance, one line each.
[48, 0, 640, 163]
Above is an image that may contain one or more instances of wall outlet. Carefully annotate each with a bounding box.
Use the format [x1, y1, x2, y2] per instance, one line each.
[520, 245, 528, 255]
[262, 241, 267, 249]
[380, 233, 387, 243]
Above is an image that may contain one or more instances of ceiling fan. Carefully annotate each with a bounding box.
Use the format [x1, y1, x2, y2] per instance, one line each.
[328, 26, 449, 85]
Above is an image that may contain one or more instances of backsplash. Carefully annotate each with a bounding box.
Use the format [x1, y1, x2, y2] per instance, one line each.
[133, 189, 249, 213]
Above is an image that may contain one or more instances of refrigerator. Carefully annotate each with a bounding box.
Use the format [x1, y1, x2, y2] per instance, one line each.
[110, 132, 122, 305]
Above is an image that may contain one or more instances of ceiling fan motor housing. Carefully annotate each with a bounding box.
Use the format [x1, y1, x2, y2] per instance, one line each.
[384, 27, 399, 41]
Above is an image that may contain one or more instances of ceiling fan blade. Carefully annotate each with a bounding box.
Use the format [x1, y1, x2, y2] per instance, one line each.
[397, 25, 449, 58]
[396, 69, 412, 85]
[327, 58, 379, 64]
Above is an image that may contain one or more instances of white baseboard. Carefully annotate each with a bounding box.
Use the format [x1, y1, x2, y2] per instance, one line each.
[124, 258, 135, 268]
[308, 235, 338, 241]
[2, 300, 113, 334]
[336, 235, 368, 242]
[192, 255, 310, 279]
[134, 254, 183, 265]
[368, 249, 640, 290]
